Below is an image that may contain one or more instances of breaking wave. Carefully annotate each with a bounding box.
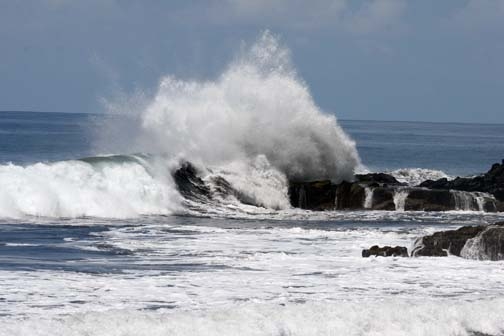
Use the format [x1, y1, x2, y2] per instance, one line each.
[0, 32, 362, 219]
[0, 155, 181, 218]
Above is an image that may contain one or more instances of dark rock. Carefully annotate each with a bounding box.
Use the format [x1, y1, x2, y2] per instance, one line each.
[172, 162, 212, 201]
[335, 181, 366, 210]
[288, 180, 337, 210]
[412, 222, 504, 260]
[481, 197, 498, 212]
[370, 187, 396, 210]
[404, 189, 455, 211]
[362, 245, 408, 257]
[466, 225, 504, 260]
[412, 225, 486, 257]
[356, 173, 405, 186]
[419, 160, 504, 203]
[287, 161, 504, 212]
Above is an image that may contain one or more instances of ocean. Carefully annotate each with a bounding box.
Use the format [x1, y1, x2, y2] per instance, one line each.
[1, 111, 504, 335]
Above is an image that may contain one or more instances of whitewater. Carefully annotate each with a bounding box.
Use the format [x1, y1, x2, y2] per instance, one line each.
[1, 33, 504, 335]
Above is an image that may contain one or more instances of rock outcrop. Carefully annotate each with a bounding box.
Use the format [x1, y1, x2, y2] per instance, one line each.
[411, 225, 485, 257]
[288, 181, 497, 212]
[362, 245, 408, 257]
[412, 222, 504, 260]
[419, 160, 504, 202]
[287, 173, 402, 211]
[404, 189, 455, 212]
[172, 162, 211, 202]
[288, 180, 337, 210]
[355, 173, 405, 187]
[172, 160, 503, 213]
[460, 224, 504, 261]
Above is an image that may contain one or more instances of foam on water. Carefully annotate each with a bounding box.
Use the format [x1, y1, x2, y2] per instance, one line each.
[3, 299, 504, 336]
[2, 219, 504, 334]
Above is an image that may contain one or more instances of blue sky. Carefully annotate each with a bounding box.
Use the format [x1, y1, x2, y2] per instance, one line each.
[1, 0, 503, 123]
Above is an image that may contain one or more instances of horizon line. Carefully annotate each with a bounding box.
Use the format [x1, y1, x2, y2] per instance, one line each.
[1, 110, 503, 126]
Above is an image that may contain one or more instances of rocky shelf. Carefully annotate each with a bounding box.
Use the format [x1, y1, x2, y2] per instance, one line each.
[288, 160, 504, 212]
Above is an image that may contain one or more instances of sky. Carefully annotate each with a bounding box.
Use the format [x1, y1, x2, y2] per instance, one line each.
[0, 0, 503, 123]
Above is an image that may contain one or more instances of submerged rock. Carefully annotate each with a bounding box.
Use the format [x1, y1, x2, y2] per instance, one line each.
[362, 245, 408, 257]
[412, 222, 504, 260]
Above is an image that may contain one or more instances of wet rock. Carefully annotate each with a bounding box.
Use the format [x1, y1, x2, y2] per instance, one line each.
[362, 245, 409, 257]
[370, 187, 396, 210]
[461, 223, 504, 260]
[172, 162, 212, 201]
[404, 189, 455, 211]
[356, 173, 405, 186]
[412, 222, 504, 260]
[335, 181, 366, 210]
[288, 180, 337, 210]
[419, 160, 504, 202]
[411, 225, 489, 257]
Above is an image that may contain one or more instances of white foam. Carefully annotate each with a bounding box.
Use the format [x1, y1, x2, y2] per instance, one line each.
[2, 221, 504, 334]
[0, 158, 182, 219]
[205, 155, 291, 210]
[2, 299, 504, 336]
[389, 168, 451, 186]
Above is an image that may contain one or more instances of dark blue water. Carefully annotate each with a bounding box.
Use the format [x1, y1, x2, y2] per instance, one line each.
[0, 111, 94, 164]
[1, 111, 503, 176]
[340, 119, 504, 176]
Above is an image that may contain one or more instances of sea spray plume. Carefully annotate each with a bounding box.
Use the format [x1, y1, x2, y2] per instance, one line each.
[139, 31, 361, 182]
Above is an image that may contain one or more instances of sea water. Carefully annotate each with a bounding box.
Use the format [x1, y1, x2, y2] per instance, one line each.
[2, 113, 504, 336]
[1, 34, 504, 335]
